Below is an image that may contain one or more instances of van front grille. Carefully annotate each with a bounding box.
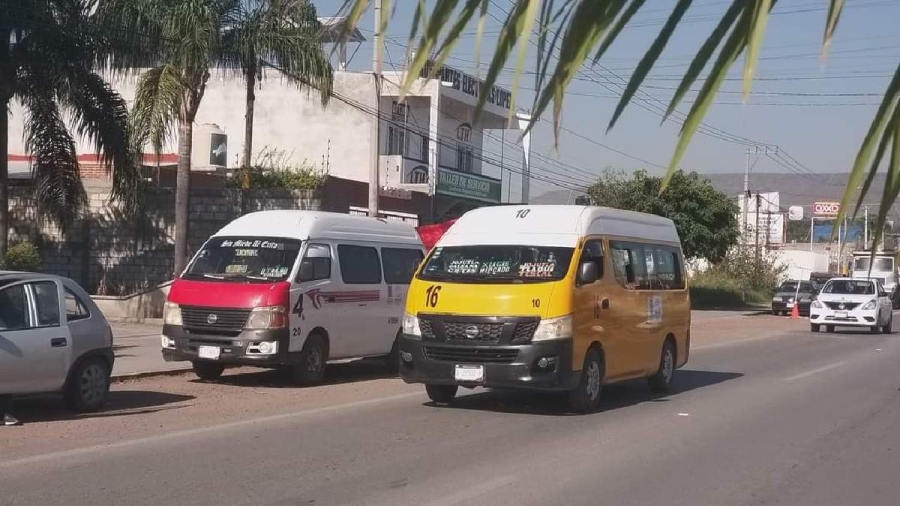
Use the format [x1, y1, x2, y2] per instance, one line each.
[418, 315, 540, 344]
[181, 306, 250, 335]
[423, 346, 518, 363]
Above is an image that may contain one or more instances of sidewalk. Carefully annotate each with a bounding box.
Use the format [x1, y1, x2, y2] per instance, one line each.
[109, 310, 769, 379]
[111, 321, 189, 378]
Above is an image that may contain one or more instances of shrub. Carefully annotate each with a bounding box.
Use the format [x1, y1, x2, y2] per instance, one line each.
[2, 242, 42, 272]
[689, 246, 784, 309]
[228, 147, 327, 191]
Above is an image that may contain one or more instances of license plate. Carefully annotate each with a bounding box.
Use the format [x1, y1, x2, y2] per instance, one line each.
[198, 346, 221, 360]
[835, 311, 848, 319]
[454, 364, 484, 383]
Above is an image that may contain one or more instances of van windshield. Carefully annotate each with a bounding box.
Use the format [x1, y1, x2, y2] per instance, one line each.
[419, 245, 574, 283]
[853, 256, 893, 271]
[183, 237, 302, 283]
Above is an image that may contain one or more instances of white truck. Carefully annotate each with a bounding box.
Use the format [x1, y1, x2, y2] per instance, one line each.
[850, 250, 899, 308]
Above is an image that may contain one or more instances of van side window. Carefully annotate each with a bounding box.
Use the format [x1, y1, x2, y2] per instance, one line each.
[655, 247, 684, 290]
[610, 242, 649, 290]
[297, 244, 332, 282]
[643, 246, 657, 290]
[382, 248, 424, 284]
[65, 288, 91, 322]
[338, 245, 382, 284]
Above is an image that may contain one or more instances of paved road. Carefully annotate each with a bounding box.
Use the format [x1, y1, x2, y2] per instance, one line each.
[4, 314, 899, 505]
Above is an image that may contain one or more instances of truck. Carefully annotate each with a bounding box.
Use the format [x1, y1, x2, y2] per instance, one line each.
[850, 249, 900, 308]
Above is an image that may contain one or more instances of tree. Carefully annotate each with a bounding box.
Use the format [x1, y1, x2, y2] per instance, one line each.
[340, 1, 900, 248]
[587, 169, 739, 263]
[0, 0, 140, 259]
[221, 0, 333, 171]
[97, 0, 333, 275]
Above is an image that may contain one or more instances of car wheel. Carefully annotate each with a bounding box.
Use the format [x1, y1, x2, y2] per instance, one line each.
[826, 325, 835, 333]
[883, 316, 893, 334]
[648, 340, 676, 394]
[568, 348, 604, 413]
[810, 324, 820, 333]
[192, 361, 225, 381]
[772, 309, 779, 316]
[64, 357, 110, 413]
[290, 333, 328, 385]
[425, 384, 458, 404]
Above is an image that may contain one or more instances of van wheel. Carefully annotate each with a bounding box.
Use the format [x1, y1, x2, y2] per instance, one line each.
[192, 361, 225, 381]
[648, 340, 676, 394]
[64, 358, 110, 413]
[425, 384, 458, 404]
[291, 333, 328, 385]
[568, 348, 604, 413]
[385, 333, 401, 375]
[810, 324, 820, 333]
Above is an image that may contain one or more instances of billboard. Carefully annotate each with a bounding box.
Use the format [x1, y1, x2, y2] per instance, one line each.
[747, 212, 785, 244]
[813, 202, 841, 216]
[788, 206, 804, 221]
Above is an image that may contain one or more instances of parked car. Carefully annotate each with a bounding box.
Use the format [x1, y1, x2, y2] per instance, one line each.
[0, 272, 114, 412]
[161, 211, 426, 384]
[809, 271, 837, 289]
[772, 280, 817, 316]
[809, 277, 893, 334]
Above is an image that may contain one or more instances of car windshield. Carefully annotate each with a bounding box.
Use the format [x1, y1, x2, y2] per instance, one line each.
[419, 245, 575, 283]
[853, 256, 894, 271]
[780, 281, 815, 293]
[822, 279, 876, 295]
[183, 237, 302, 282]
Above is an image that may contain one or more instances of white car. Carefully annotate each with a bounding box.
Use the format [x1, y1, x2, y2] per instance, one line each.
[809, 278, 893, 334]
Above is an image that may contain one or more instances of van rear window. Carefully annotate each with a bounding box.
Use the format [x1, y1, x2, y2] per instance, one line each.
[183, 237, 302, 282]
[419, 245, 574, 283]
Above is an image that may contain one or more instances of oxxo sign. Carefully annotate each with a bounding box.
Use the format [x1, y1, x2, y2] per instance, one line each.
[813, 202, 841, 216]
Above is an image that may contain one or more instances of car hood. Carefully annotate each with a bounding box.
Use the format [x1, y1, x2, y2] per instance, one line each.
[816, 293, 877, 304]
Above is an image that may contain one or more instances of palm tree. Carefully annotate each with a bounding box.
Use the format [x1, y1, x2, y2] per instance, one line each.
[0, 0, 140, 260]
[97, 0, 333, 274]
[340, 0, 900, 247]
[221, 0, 333, 172]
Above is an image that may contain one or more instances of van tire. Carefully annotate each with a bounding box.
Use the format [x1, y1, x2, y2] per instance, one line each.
[64, 357, 110, 413]
[568, 348, 604, 413]
[385, 333, 401, 374]
[648, 340, 676, 394]
[192, 361, 225, 381]
[291, 333, 328, 385]
[425, 384, 458, 404]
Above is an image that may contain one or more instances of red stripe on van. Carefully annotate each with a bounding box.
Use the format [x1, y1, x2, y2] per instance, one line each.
[168, 279, 291, 309]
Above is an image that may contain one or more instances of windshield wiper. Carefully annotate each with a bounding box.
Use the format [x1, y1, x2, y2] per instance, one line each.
[202, 274, 226, 280]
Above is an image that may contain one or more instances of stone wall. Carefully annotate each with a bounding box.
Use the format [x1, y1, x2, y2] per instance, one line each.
[8, 186, 320, 295]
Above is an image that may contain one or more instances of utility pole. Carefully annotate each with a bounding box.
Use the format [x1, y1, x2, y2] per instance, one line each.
[755, 192, 761, 265]
[864, 205, 869, 247]
[368, 0, 383, 219]
[743, 148, 750, 244]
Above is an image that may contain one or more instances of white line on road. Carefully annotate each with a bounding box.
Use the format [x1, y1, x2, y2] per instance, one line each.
[784, 361, 846, 382]
[423, 475, 518, 506]
[0, 391, 423, 471]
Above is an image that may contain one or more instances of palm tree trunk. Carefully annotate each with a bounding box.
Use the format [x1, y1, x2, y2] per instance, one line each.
[242, 66, 256, 172]
[0, 102, 8, 260]
[173, 116, 192, 276]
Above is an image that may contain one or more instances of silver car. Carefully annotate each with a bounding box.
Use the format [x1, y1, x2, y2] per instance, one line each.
[0, 272, 114, 412]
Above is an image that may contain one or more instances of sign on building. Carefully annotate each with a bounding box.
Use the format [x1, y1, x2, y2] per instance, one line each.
[420, 60, 512, 109]
[788, 205, 804, 221]
[436, 169, 502, 203]
[813, 202, 841, 216]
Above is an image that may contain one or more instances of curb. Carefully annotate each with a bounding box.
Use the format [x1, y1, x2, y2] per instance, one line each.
[111, 367, 192, 383]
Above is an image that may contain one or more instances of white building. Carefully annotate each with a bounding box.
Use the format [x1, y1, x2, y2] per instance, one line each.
[6, 59, 528, 224]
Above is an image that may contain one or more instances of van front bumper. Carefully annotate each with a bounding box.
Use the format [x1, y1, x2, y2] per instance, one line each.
[161, 324, 291, 366]
[398, 335, 578, 392]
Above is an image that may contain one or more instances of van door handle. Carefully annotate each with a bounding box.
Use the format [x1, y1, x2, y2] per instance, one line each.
[601, 299, 610, 310]
[51, 338, 67, 348]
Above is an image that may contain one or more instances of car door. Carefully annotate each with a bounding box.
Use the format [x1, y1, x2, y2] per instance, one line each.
[289, 242, 335, 354]
[0, 279, 71, 394]
[333, 243, 385, 358]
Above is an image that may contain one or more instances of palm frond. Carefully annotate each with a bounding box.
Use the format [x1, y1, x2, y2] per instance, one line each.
[19, 70, 85, 230]
[130, 64, 185, 158]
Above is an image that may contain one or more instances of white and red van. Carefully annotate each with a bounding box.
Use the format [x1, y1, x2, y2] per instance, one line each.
[161, 210, 425, 384]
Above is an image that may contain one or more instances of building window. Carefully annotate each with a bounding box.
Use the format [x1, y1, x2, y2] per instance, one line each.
[457, 145, 474, 173]
[387, 126, 407, 156]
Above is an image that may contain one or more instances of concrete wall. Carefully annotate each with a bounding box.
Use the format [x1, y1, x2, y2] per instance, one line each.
[7, 186, 320, 296]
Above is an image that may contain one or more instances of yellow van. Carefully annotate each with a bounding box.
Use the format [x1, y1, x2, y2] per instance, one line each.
[399, 205, 690, 412]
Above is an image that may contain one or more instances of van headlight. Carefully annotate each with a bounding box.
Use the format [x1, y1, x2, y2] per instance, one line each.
[811, 300, 823, 309]
[245, 306, 287, 330]
[533, 315, 573, 342]
[163, 302, 183, 326]
[402, 313, 422, 339]
[861, 299, 877, 310]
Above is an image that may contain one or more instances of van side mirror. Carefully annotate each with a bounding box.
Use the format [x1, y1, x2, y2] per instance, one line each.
[578, 261, 599, 285]
[297, 261, 315, 282]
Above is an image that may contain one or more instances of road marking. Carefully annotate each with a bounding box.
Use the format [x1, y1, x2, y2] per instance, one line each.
[423, 475, 517, 506]
[784, 361, 846, 381]
[694, 335, 778, 350]
[678, 412, 690, 417]
[0, 391, 423, 470]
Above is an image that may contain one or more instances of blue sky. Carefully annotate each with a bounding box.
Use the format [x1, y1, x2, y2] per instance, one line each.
[311, 0, 900, 197]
